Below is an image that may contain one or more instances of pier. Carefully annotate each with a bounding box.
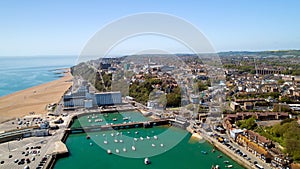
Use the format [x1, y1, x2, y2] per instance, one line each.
[67, 119, 171, 134]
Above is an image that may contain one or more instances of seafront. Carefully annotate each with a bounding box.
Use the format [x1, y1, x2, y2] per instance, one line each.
[0, 69, 73, 123]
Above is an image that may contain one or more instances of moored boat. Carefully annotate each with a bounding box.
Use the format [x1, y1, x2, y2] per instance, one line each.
[131, 145, 136, 151]
[144, 157, 151, 165]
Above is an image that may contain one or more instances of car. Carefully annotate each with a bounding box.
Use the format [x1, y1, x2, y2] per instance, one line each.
[9, 154, 12, 158]
[254, 161, 258, 164]
[26, 159, 30, 164]
[14, 159, 19, 163]
[18, 161, 25, 165]
[0, 161, 4, 164]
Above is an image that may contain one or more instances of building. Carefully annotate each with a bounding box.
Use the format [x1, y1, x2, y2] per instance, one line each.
[95, 91, 122, 106]
[63, 83, 90, 107]
[230, 128, 244, 140]
[84, 99, 93, 108]
[230, 101, 240, 111]
[270, 148, 292, 168]
[244, 130, 273, 149]
[64, 81, 122, 108]
[100, 63, 111, 70]
[124, 63, 130, 70]
[236, 134, 272, 163]
[244, 102, 254, 110]
[190, 95, 200, 104]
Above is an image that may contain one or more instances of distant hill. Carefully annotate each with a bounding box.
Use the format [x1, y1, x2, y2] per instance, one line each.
[218, 50, 300, 57]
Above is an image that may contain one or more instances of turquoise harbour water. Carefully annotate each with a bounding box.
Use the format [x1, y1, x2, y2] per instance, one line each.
[54, 112, 245, 169]
[0, 56, 76, 96]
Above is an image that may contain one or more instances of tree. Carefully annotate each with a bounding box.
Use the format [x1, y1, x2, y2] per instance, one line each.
[236, 116, 257, 130]
[278, 79, 285, 85]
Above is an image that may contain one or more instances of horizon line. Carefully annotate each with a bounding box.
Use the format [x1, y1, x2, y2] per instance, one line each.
[0, 49, 300, 57]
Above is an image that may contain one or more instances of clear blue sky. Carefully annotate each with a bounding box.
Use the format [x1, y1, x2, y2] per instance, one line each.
[0, 0, 300, 56]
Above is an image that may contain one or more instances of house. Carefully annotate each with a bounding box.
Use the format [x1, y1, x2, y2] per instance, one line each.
[270, 147, 292, 168]
[244, 102, 254, 110]
[244, 130, 273, 149]
[230, 102, 240, 111]
[236, 133, 272, 163]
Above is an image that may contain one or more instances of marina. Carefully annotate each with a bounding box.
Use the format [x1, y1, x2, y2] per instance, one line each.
[53, 111, 245, 169]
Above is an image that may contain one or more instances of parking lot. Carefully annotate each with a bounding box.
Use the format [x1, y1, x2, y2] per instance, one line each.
[0, 112, 71, 169]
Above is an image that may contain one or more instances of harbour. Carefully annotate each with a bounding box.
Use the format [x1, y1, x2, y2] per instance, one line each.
[53, 110, 245, 169]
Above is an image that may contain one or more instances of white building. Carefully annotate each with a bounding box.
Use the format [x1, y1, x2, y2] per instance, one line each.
[95, 91, 122, 106]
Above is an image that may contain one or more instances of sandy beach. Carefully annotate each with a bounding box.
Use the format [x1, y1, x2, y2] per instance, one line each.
[0, 69, 73, 123]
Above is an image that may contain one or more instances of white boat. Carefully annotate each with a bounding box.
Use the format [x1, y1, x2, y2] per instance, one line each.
[111, 133, 114, 137]
[146, 136, 150, 140]
[102, 134, 106, 137]
[123, 147, 127, 152]
[104, 140, 108, 144]
[107, 149, 112, 154]
[211, 165, 220, 169]
[140, 137, 144, 141]
[116, 132, 120, 136]
[127, 131, 130, 134]
[134, 138, 138, 141]
[114, 139, 118, 143]
[132, 145, 136, 151]
[119, 139, 123, 143]
[226, 165, 233, 168]
[88, 119, 92, 123]
[112, 118, 117, 121]
[95, 119, 103, 122]
[224, 160, 229, 164]
[89, 143, 93, 146]
[151, 144, 155, 147]
[116, 149, 120, 153]
[144, 157, 151, 165]
[123, 117, 129, 120]
[160, 144, 164, 147]
[135, 131, 139, 134]
[153, 135, 158, 140]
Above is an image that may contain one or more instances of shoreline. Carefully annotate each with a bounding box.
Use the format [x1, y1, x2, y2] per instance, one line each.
[0, 68, 73, 123]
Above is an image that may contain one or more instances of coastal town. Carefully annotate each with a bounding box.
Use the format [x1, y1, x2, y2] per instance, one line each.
[0, 51, 299, 169]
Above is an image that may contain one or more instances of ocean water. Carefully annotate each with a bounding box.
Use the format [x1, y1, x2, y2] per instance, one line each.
[54, 112, 245, 169]
[0, 56, 77, 97]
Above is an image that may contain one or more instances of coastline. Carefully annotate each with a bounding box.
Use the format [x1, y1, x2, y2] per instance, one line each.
[0, 69, 73, 123]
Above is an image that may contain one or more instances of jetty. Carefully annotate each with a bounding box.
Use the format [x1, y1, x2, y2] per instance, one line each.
[67, 119, 170, 134]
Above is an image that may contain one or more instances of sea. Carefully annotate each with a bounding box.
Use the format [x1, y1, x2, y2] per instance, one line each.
[0, 56, 245, 169]
[0, 56, 77, 97]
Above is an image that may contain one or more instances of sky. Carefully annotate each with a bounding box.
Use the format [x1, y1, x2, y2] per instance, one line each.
[0, 0, 300, 56]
